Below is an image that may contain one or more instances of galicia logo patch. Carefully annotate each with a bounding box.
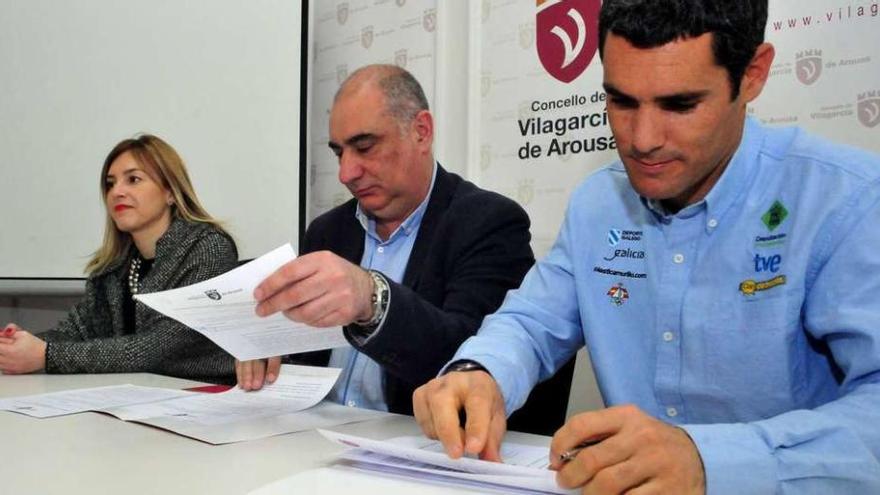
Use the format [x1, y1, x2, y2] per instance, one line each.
[606, 228, 642, 246]
[603, 248, 646, 261]
[536, 0, 600, 83]
[607, 229, 622, 246]
[607, 283, 629, 306]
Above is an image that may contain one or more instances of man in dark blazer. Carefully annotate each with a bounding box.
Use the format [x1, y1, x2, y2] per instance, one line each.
[237, 64, 574, 434]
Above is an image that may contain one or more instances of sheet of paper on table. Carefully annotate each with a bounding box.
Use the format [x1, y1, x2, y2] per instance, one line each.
[104, 366, 386, 444]
[0, 383, 192, 418]
[319, 430, 578, 495]
[0, 365, 386, 444]
[134, 244, 348, 361]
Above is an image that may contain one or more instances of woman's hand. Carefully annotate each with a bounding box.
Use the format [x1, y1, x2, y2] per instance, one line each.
[0, 324, 48, 374]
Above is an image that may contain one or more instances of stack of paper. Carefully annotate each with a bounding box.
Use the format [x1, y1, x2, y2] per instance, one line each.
[320, 430, 577, 495]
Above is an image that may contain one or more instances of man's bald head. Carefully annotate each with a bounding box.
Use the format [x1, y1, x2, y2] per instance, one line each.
[335, 64, 429, 129]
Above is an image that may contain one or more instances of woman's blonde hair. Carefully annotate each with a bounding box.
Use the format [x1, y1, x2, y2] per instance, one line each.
[85, 134, 228, 275]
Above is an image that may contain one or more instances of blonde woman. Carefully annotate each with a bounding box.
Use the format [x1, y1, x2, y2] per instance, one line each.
[0, 135, 238, 383]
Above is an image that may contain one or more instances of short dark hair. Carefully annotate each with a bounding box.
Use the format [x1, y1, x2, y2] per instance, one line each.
[598, 0, 768, 100]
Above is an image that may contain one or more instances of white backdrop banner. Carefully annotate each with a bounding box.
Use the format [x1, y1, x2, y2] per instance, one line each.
[755, 2, 880, 150]
[475, 0, 879, 257]
[477, 0, 615, 257]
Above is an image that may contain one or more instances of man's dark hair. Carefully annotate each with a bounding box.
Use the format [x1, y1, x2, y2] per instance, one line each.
[598, 0, 768, 100]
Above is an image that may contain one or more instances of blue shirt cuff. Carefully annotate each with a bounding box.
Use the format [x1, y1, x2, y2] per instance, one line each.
[448, 343, 534, 416]
[681, 423, 777, 495]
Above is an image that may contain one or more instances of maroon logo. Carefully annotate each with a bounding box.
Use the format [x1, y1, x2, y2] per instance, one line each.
[536, 0, 600, 84]
[423, 9, 437, 32]
[795, 50, 822, 86]
[858, 91, 880, 128]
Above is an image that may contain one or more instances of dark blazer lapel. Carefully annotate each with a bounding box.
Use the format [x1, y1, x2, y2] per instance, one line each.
[329, 201, 367, 264]
[402, 165, 458, 289]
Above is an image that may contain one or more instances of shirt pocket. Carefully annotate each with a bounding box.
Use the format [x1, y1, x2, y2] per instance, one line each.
[695, 290, 804, 416]
[712, 290, 802, 332]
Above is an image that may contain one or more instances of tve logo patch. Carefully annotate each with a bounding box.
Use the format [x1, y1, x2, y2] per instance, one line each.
[754, 254, 782, 273]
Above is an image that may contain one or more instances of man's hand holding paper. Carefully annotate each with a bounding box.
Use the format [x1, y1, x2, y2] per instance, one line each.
[134, 244, 348, 362]
[236, 250, 377, 391]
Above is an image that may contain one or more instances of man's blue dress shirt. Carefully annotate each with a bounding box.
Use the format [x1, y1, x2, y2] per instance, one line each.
[453, 119, 880, 493]
[328, 164, 437, 411]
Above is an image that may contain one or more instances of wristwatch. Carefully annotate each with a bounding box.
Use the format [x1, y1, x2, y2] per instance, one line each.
[354, 270, 390, 329]
[443, 359, 490, 375]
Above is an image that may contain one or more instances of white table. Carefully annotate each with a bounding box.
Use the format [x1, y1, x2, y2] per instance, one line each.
[0, 373, 550, 494]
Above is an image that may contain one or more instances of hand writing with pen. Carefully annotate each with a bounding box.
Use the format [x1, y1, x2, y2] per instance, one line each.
[414, 369, 706, 494]
[549, 405, 705, 494]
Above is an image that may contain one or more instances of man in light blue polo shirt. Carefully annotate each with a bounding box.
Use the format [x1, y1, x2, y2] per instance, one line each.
[413, 1, 880, 493]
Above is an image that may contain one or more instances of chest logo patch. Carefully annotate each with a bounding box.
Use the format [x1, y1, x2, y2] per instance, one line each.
[739, 275, 787, 296]
[762, 201, 789, 231]
[607, 283, 629, 306]
[607, 229, 622, 246]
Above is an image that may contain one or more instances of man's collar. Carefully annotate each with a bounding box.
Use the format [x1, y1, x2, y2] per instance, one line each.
[642, 117, 765, 228]
[355, 161, 438, 240]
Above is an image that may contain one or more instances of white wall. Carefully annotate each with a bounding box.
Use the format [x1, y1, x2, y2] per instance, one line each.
[0, 0, 303, 279]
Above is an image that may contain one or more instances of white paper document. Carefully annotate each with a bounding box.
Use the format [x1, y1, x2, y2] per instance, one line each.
[319, 430, 578, 495]
[0, 366, 386, 444]
[134, 244, 348, 360]
[0, 384, 192, 418]
[101, 365, 387, 444]
[105, 365, 342, 424]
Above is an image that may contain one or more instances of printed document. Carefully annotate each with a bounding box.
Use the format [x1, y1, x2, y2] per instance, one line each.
[0, 366, 385, 444]
[134, 244, 348, 360]
[319, 430, 577, 494]
[0, 384, 191, 418]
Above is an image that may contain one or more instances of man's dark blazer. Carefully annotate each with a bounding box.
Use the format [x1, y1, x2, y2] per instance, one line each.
[296, 165, 575, 436]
